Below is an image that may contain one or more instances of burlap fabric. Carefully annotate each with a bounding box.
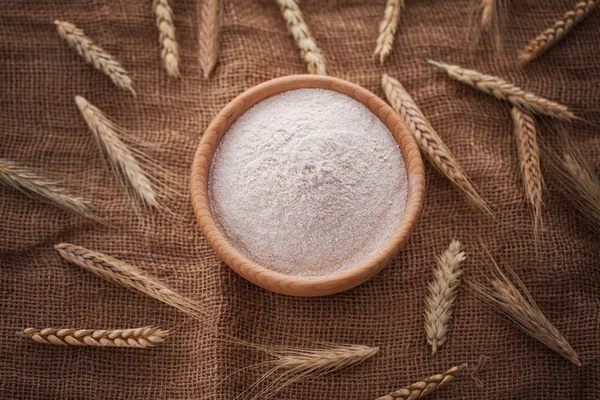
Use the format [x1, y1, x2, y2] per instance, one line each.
[1, 0, 599, 398]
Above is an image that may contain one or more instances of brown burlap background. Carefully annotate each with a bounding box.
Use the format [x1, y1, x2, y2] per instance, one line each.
[1, 0, 599, 398]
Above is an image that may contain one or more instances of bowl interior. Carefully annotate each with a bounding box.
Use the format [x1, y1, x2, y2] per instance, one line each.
[190, 75, 424, 296]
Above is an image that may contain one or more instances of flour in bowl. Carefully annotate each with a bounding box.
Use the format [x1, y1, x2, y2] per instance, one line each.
[208, 88, 408, 276]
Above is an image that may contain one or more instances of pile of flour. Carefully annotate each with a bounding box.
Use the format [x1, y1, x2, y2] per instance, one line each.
[208, 88, 408, 276]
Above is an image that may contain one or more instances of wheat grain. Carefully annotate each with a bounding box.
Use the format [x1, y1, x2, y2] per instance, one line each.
[198, 0, 220, 78]
[75, 96, 162, 210]
[511, 106, 544, 232]
[154, 0, 181, 78]
[520, 1, 598, 63]
[468, 258, 581, 366]
[0, 158, 99, 221]
[55, 243, 209, 321]
[373, 0, 404, 65]
[55, 20, 134, 94]
[428, 60, 575, 120]
[19, 327, 168, 347]
[382, 73, 492, 214]
[243, 343, 378, 400]
[376, 364, 467, 400]
[276, 0, 326, 75]
[424, 240, 465, 354]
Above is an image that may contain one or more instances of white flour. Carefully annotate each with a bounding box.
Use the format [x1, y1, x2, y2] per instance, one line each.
[208, 88, 408, 276]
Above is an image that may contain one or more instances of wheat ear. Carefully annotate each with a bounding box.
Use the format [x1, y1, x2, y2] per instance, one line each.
[480, 0, 496, 31]
[198, 0, 220, 78]
[55, 243, 209, 321]
[377, 364, 467, 400]
[243, 343, 378, 400]
[276, 0, 326, 75]
[428, 60, 575, 120]
[0, 158, 99, 221]
[154, 0, 181, 78]
[382, 73, 492, 214]
[510, 107, 544, 232]
[547, 139, 600, 233]
[519, 1, 598, 63]
[373, 0, 404, 65]
[467, 259, 581, 366]
[55, 20, 134, 94]
[424, 240, 465, 354]
[19, 327, 168, 347]
[75, 96, 163, 210]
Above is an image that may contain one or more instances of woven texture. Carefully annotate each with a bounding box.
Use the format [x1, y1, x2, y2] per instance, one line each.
[0, 0, 598, 398]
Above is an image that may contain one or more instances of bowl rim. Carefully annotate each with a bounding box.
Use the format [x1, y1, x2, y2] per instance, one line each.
[190, 74, 425, 296]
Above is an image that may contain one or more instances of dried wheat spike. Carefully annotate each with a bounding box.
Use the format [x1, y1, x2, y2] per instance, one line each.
[382, 73, 492, 214]
[276, 0, 327, 75]
[559, 150, 600, 233]
[373, 0, 404, 65]
[246, 344, 378, 400]
[20, 327, 168, 347]
[0, 158, 99, 221]
[75, 96, 162, 210]
[520, 1, 598, 63]
[154, 0, 181, 78]
[428, 60, 575, 120]
[377, 364, 467, 400]
[468, 259, 581, 366]
[511, 107, 544, 232]
[198, 0, 220, 78]
[55, 243, 209, 322]
[424, 240, 465, 354]
[55, 20, 134, 94]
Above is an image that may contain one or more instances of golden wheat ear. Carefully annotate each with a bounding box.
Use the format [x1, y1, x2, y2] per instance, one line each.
[467, 255, 581, 366]
[519, 1, 598, 63]
[377, 364, 467, 400]
[55, 243, 210, 322]
[154, 0, 181, 78]
[424, 240, 465, 354]
[74, 96, 179, 213]
[382, 73, 492, 215]
[373, 0, 404, 65]
[19, 327, 168, 347]
[235, 343, 378, 400]
[428, 60, 575, 120]
[198, 0, 221, 78]
[510, 107, 544, 234]
[275, 0, 326, 75]
[0, 158, 101, 222]
[55, 20, 135, 94]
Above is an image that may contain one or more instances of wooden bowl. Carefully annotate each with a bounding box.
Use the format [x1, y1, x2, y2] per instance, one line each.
[190, 75, 424, 297]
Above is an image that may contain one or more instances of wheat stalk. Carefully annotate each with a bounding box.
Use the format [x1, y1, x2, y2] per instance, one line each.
[373, 0, 404, 65]
[519, 1, 598, 63]
[511, 106, 544, 232]
[276, 0, 327, 75]
[242, 343, 378, 400]
[198, 0, 220, 78]
[467, 258, 581, 366]
[428, 60, 575, 120]
[0, 158, 99, 221]
[19, 327, 168, 347]
[154, 0, 181, 78]
[382, 73, 492, 214]
[55, 243, 209, 321]
[55, 20, 134, 94]
[376, 364, 467, 400]
[424, 240, 465, 354]
[480, 0, 496, 31]
[75, 96, 163, 210]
